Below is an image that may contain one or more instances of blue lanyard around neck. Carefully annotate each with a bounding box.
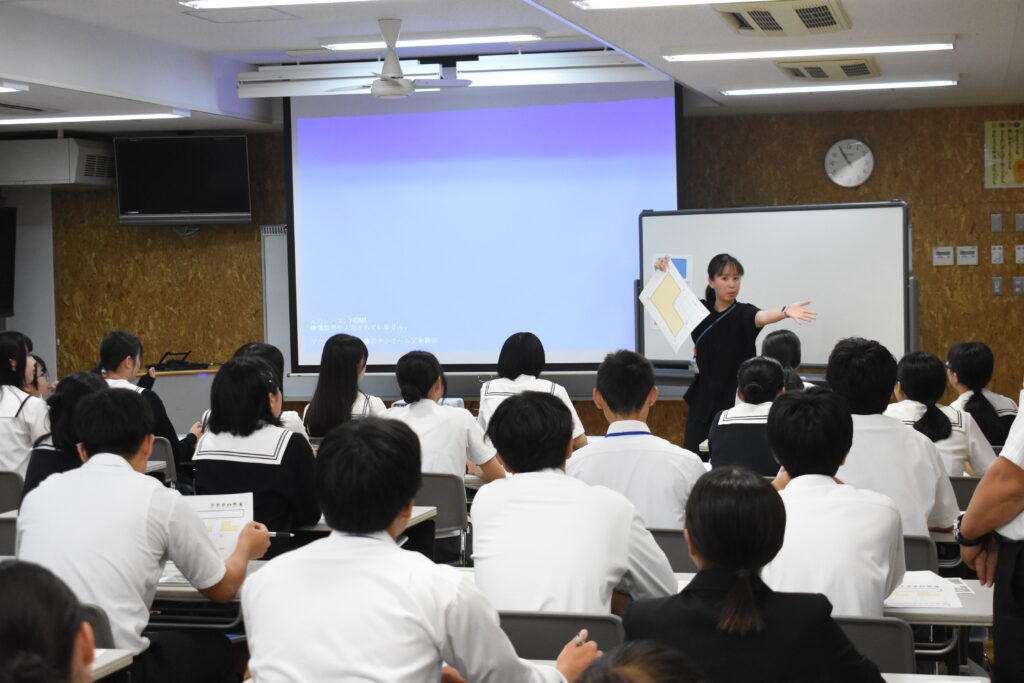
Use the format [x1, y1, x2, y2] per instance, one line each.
[693, 302, 737, 350]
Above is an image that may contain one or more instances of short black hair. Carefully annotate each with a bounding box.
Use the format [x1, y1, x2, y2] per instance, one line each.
[578, 641, 706, 683]
[825, 337, 897, 415]
[767, 388, 852, 477]
[95, 330, 143, 374]
[761, 329, 801, 369]
[485, 391, 572, 473]
[736, 356, 784, 404]
[74, 388, 154, 458]
[207, 356, 282, 437]
[46, 371, 108, 453]
[395, 350, 443, 404]
[596, 350, 655, 415]
[497, 332, 546, 380]
[316, 418, 422, 533]
[233, 342, 285, 386]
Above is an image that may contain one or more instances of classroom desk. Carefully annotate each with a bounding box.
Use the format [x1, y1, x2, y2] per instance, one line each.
[929, 529, 956, 545]
[527, 663, 982, 682]
[92, 648, 133, 679]
[144, 460, 166, 474]
[464, 474, 485, 489]
[296, 505, 436, 533]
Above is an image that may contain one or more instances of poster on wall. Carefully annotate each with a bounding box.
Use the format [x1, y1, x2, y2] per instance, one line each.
[984, 120, 1024, 188]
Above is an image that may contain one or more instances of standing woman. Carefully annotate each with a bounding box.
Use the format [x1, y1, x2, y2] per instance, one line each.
[657, 255, 816, 452]
[0, 330, 49, 477]
[95, 330, 201, 465]
[304, 334, 386, 438]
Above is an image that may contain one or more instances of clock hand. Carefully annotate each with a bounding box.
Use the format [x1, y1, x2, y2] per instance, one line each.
[838, 147, 853, 165]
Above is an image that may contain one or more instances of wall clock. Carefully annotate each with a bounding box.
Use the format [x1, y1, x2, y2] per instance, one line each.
[825, 139, 874, 188]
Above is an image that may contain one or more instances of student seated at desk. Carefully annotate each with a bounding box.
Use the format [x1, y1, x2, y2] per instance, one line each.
[0, 561, 95, 683]
[707, 357, 784, 476]
[303, 334, 386, 438]
[567, 350, 705, 530]
[385, 350, 505, 481]
[17, 388, 271, 683]
[761, 389, 905, 617]
[885, 351, 996, 476]
[0, 330, 50, 478]
[946, 341, 1018, 447]
[472, 391, 675, 615]
[624, 467, 883, 683]
[22, 371, 107, 501]
[479, 331, 588, 450]
[230, 342, 307, 437]
[194, 357, 320, 557]
[828, 338, 958, 537]
[761, 329, 813, 391]
[241, 417, 599, 683]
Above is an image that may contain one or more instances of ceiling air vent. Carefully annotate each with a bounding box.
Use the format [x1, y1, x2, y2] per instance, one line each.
[83, 153, 114, 179]
[776, 56, 878, 81]
[712, 0, 851, 36]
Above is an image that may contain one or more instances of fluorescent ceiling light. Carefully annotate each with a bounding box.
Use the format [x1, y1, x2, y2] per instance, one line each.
[721, 80, 957, 96]
[573, 0, 759, 8]
[0, 81, 30, 94]
[180, 0, 373, 9]
[0, 110, 190, 126]
[665, 42, 954, 62]
[323, 33, 542, 51]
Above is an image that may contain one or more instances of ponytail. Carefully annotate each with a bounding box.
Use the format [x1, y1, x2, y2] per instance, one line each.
[395, 351, 443, 405]
[95, 330, 142, 375]
[913, 403, 952, 443]
[718, 568, 765, 635]
[964, 393, 1007, 445]
[705, 253, 744, 305]
[897, 352, 952, 443]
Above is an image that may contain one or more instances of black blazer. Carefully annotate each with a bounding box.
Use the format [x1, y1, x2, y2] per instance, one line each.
[624, 568, 883, 683]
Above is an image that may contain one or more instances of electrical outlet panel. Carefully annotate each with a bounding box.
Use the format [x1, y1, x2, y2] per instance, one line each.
[992, 277, 1004, 295]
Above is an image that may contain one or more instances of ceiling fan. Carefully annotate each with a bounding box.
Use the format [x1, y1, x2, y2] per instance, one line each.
[330, 19, 472, 98]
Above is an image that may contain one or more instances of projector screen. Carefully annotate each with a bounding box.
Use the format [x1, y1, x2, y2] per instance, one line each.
[288, 81, 677, 371]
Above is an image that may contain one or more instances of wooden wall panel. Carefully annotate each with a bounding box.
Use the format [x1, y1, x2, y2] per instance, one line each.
[52, 133, 285, 374]
[684, 105, 1024, 401]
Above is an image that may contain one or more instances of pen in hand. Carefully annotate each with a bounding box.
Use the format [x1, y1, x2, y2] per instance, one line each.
[266, 532, 294, 539]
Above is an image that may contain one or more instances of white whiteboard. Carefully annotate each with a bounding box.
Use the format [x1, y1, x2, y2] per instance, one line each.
[639, 202, 908, 367]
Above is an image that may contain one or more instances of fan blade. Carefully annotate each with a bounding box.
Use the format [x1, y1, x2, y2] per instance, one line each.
[379, 18, 401, 49]
[412, 78, 472, 89]
[326, 84, 371, 93]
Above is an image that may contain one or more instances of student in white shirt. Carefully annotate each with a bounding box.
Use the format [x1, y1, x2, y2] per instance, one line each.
[303, 334, 385, 438]
[18, 387, 270, 683]
[707, 356, 785, 476]
[472, 391, 676, 615]
[0, 561, 95, 683]
[242, 416, 599, 683]
[0, 330, 49, 477]
[947, 341, 1018, 447]
[762, 388, 905, 617]
[478, 332, 587, 450]
[827, 338, 959, 537]
[885, 351, 996, 476]
[385, 350, 504, 481]
[761, 329, 815, 391]
[567, 350, 705, 530]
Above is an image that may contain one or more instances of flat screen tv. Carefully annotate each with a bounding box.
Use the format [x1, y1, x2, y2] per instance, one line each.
[0, 207, 15, 317]
[114, 136, 252, 225]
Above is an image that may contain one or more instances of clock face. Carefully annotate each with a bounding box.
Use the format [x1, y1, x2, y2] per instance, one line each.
[825, 139, 874, 188]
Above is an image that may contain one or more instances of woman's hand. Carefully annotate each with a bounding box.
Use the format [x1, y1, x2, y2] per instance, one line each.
[784, 301, 817, 324]
[654, 256, 671, 272]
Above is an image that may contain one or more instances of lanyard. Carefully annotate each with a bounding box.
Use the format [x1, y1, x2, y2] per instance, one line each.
[693, 303, 737, 353]
[604, 431, 652, 438]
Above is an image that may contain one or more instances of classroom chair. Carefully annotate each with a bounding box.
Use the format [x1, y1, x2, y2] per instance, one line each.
[904, 535, 939, 573]
[416, 473, 469, 565]
[0, 470, 23, 512]
[950, 476, 980, 511]
[81, 603, 116, 649]
[0, 513, 14, 555]
[151, 437, 177, 488]
[497, 611, 624, 660]
[834, 616, 915, 674]
[648, 528, 698, 572]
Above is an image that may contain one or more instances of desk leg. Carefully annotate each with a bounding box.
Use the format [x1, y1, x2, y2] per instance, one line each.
[403, 520, 435, 561]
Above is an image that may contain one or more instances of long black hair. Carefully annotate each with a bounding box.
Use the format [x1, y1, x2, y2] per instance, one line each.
[0, 330, 31, 390]
[704, 253, 744, 305]
[94, 330, 142, 375]
[305, 334, 367, 438]
[395, 350, 444, 405]
[685, 466, 785, 636]
[947, 342, 1007, 445]
[897, 352, 952, 442]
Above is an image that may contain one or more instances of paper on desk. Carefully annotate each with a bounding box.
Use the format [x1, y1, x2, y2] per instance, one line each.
[945, 577, 975, 594]
[639, 261, 709, 354]
[183, 493, 254, 559]
[884, 570, 963, 608]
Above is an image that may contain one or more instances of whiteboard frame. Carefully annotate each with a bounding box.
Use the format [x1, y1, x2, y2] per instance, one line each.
[637, 201, 910, 369]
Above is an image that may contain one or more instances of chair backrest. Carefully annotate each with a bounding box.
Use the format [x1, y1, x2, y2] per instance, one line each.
[416, 473, 468, 536]
[949, 475, 980, 511]
[835, 616, 915, 674]
[0, 515, 15, 555]
[0, 471, 24, 513]
[80, 603, 116, 649]
[648, 528, 698, 572]
[498, 611, 624, 660]
[151, 436, 177, 486]
[904, 534, 938, 572]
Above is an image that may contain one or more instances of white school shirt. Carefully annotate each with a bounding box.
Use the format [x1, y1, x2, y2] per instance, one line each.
[478, 375, 585, 439]
[301, 391, 386, 422]
[242, 531, 564, 683]
[949, 388, 1018, 418]
[836, 414, 959, 537]
[761, 475, 905, 617]
[884, 400, 997, 476]
[995, 402, 1024, 540]
[0, 385, 49, 477]
[384, 400, 495, 476]
[470, 468, 676, 613]
[566, 420, 705, 529]
[16, 453, 225, 654]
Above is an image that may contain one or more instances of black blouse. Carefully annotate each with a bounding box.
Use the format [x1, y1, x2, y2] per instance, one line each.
[684, 301, 761, 422]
